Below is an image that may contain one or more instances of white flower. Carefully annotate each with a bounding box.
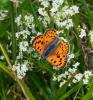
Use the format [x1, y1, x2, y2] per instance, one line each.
[15, 14, 35, 33]
[68, 54, 74, 62]
[16, 30, 30, 39]
[27, 47, 35, 54]
[68, 83, 71, 87]
[37, 32, 42, 35]
[64, 71, 69, 76]
[57, 30, 64, 34]
[0, 56, 4, 60]
[50, 6, 58, 13]
[73, 79, 78, 83]
[12, 61, 29, 79]
[16, 51, 23, 59]
[0, 10, 8, 20]
[52, 0, 64, 6]
[79, 29, 86, 38]
[73, 62, 80, 68]
[53, 66, 60, 70]
[15, 14, 22, 26]
[38, 0, 50, 8]
[41, 1, 49, 8]
[57, 74, 63, 81]
[83, 71, 93, 84]
[69, 54, 74, 58]
[38, 8, 48, 17]
[24, 15, 35, 30]
[83, 79, 89, 84]
[56, 19, 73, 29]
[30, 36, 36, 44]
[84, 71, 93, 79]
[19, 41, 29, 52]
[38, 8, 50, 27]
[53, 75, 57, 81]
[57, 71, 69, 82]
[70, 5, 79, 16]
[62, 5, 79, 17]
[65, 19, 73, 29]
[68, 67, 77, 74]
[74, 73, 83, 82]
[44, 16, 50, 24]
[50, 2, 59, 13]
[59, 80, 66, 87]
[38, 15, 50, 27]
[68, 74, 72, 79]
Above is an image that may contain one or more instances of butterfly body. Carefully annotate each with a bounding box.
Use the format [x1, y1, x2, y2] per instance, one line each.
[32, 29, 69, 68]
[42, 37, 60, 58]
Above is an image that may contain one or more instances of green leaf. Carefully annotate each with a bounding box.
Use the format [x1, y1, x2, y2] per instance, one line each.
[9, 2, 17, 63]
[0, 62, 36, 100]
[19, 80, 36, 100]
[54, 76, 75, 100]
[29, 72, 50, 100]
[58, 82, 82, 100]
[0, 44, 36, 100]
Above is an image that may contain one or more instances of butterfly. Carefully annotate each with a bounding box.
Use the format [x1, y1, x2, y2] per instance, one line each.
[32, 29, 69, 68]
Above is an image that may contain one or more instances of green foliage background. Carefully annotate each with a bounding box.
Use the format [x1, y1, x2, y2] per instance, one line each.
[0, 0, 93, 100]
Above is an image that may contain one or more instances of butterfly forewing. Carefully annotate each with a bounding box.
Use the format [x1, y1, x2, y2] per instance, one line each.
[44, 29, 58, 46]
[32, 35, 45, 55]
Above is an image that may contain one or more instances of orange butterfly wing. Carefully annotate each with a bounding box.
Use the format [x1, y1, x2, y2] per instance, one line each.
[32, 35, 45, 55]
[47, 41, 69, 68]
[32, 29, 58, 55]
[44, 29, 58, 45]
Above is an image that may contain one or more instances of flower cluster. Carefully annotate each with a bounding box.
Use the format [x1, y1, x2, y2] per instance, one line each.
[62, 5, 79, 17]
[16, 30, 30, 39]
[15, 14, 36, 33]
[12, 60, 29, 79]
[38, 0, 79, 29]
[11, 14, 38, 79]
[53, 63, 93, 87]
[0, 10, 8, 21]
[79, 29, 86, 39]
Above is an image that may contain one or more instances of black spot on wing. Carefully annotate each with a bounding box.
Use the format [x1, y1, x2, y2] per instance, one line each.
[51, 59, 53, 61]
[40, 41, 44, 44]
[60, 58, 62, 60]
[32, 35, 43, 45]
[57, 55, 60, 58]
[54, 61, 56, 63]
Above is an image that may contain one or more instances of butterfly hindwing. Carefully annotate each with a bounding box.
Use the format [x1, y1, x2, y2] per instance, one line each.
[32, 35, 45, 55]
[47, 53, 67, 68]
[47, 41, 69, 68]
